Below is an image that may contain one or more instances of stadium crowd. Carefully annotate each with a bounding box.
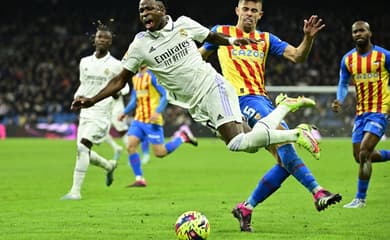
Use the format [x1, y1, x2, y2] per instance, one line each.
[0, 0, 388, 137]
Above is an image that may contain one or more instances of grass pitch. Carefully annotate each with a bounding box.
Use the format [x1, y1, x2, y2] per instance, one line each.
[0, 138, 389, 239]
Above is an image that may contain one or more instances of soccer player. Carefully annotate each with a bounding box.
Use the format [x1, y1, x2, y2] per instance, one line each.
[118, 65, 198, 187]
[199, 0, 341, 232]
[71, 0, 320, 172]
[332, 20, 390, 208]
[61, 21, 121, 200]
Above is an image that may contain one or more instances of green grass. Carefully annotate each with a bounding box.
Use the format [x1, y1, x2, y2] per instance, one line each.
[0, 138, 389, 240]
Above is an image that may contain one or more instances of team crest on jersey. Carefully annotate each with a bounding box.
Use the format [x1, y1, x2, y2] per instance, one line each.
[104, 68, 110, 75]
[179, 28, 188, 37]
[254, 113, 261, 120]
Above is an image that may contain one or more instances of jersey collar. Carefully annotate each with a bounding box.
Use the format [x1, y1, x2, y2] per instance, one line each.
[147, 15, 174, 38]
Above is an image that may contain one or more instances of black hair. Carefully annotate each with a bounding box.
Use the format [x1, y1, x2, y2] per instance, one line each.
[87, 19, 115, 43]
[155, 0, 168, 10]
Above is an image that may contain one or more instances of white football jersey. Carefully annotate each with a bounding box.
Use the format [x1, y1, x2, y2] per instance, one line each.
[122, 16, 217, 109]
[75, 52, 122, 119]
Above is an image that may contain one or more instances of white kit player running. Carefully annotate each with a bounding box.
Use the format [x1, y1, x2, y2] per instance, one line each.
[71, 0, 320, 158]
[61, 22, 121, 200]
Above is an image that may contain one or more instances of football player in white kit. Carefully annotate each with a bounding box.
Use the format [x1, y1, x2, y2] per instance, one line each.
[61, 21, 121, 200]
[71, 0, 319, 158]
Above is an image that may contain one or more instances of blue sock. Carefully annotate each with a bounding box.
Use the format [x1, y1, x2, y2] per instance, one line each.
[356, 178, 369, 199]
[379, 150, 390, 161]
[247, 164, 289, 207]
[129, 153, 142, 177]
[278, 144, 319, 192]
[141, 140, 149, 155]
[165, 137, 183, 153]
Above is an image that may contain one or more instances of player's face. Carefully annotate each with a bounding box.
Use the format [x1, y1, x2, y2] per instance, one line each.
[235, 0, 263, 33]
[139, 0, 165, 31]
[94, 30, 112, 51]
[351, 23, 371, 47]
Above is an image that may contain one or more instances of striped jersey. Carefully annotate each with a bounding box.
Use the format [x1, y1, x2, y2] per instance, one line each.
[124, 69, 167, 125]
[338, 45, 390, 115]
[203, 25, 288, 97]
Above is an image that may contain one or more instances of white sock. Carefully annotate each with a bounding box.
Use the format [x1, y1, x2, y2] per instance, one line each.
[105, 135, 121, 150]
[70, 144, 90, 194]
[258, 105, 290, 130]
[122, 134, 128, 147]
[227, 123, 298, 153]
[90, 150, 111, 171]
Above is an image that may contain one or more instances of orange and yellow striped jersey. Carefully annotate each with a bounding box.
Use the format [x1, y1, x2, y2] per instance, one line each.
[124, 70, 167, 125]
[203, 25, 288, 96]
[338, 45, 390, 115]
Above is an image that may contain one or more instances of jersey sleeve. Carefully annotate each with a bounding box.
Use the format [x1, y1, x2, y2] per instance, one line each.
[179, 16, 210, 43]
[268, 33, 288, 56]
[123, 90, 137, 115]
[121, 33, 145, 74]
[150, 72, 168, 113]
[336, 55, 351, 103]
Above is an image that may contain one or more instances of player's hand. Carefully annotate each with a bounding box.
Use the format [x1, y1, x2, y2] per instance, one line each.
[233, 38, 263, 46]
[303, 15, 325, 38]
[331, 99, 342, 113]
[71, 96, 94, 111]
[118, 113, 126, 121]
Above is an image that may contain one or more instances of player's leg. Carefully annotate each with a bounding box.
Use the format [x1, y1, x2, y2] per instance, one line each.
[344, 114, 387, 208]
[126, 121, 146, 187]
[105, 133, 123, 161]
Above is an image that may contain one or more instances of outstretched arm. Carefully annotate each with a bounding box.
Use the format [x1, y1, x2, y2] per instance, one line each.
[71, 68, 134, 110]
[283, 15, 325, 63]
[204, 31, 258, 47]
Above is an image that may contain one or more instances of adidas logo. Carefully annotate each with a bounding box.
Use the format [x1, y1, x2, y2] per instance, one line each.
[149, 46, 156, 53]
[217, 114, 224, 120]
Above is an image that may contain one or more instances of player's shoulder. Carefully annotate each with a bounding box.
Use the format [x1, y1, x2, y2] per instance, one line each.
[374, 45, 390, 54]
[79, 54, 93, 65]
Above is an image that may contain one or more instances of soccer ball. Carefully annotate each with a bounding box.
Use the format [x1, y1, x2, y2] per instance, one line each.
[175, 210, 210, 240]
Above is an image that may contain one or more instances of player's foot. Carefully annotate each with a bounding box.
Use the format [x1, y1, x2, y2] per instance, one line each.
[296, 124, 321, 160]
[60, 192, 81, 200]
[106, 160, 117, 187]
[314, 189, 342, 211]
[275, 93, 316, 112]
[179, 126, 198, 146]
[343, 198, 366, 208]
[141, 153, 150, 165]
[231, 202, 253, 232]
[127, 179, 147, 187]
[113, 146, 123, 161]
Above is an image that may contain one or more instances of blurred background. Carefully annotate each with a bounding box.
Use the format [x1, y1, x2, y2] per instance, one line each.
[0, 0, 389, 139]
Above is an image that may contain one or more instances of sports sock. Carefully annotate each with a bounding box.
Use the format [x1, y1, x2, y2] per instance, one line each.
[141, 140, 150, 155]
[105, 134, 121, 151]
[258, 105, 290, 130]
[129, 153, 143, 177]
[247, 164, 290, 207]
[165, 137, 183, 153]
[70, 144, 90, 194]
[227, 126, 298, 153]
[278, 144, 319, 192]
[379, 150, 390, 161]
[90, 150, 111, 170]
[356, 178, 369, 199]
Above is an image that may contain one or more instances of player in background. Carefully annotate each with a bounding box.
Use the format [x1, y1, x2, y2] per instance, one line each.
[118, 65, 198, 187]
[71, 0, 321, 182]
[199, 0, 341, 232]
[61, 21, 120, 200]
[332, 20, 390, 208]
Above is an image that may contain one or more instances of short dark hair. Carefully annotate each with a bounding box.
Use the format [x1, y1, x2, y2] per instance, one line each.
[155, 0, 168, 10]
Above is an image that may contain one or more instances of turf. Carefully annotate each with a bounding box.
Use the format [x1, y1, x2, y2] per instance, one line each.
[0, 138, 389, 239]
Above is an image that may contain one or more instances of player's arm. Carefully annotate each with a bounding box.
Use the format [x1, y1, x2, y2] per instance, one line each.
[283, 15, 325, 63]
[118, 89, 136, 121]
[331, 58, 350, 112]
[204, 31, 257, 47]
[199, 26, 219, 60]
[150, 73, 167, 122]
[71, 68, 134, 110]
